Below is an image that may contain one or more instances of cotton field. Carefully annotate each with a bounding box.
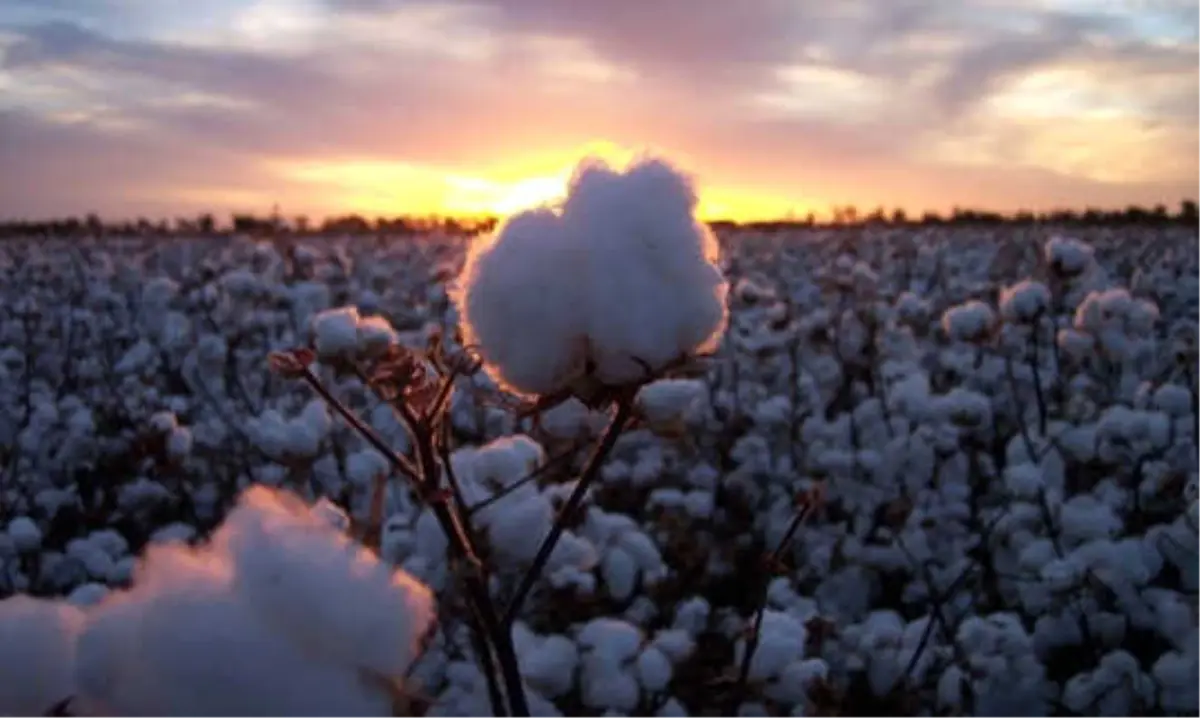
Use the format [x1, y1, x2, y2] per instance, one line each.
[0, 177, 1197, 714]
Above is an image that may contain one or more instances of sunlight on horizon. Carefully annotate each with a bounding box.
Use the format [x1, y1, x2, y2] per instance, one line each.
[270, 139, 817, 222]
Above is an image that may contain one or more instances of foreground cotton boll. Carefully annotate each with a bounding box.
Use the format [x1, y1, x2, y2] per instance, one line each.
[0, 596, 84, 716]
[75, 544, 392, 717]
[217, 486, 436, 679]
[568, 158, 727, 384]
[454, 209, 590, 397]
[454, 155, 727, 398]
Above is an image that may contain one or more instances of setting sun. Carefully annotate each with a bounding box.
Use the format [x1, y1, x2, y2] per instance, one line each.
[270, 140, 819, 222]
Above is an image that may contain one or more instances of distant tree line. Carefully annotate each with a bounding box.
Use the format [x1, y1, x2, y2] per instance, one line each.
[1, 200, 1196, 239]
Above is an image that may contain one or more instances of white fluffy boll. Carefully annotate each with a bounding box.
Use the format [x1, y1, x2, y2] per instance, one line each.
[0, 596, 84, 716]
[72, 485, 436, 716]
[454, 156, 728, 397]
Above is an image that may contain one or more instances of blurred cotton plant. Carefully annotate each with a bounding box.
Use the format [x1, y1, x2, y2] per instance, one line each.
[0, 485, 436, 716]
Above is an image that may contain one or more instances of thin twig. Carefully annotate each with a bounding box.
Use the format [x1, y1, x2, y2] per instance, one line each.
[731, 498, 818, 706]
[297, 368, 420, 481]
[466, 441, 586, 517]
[501, 394, 635, 627]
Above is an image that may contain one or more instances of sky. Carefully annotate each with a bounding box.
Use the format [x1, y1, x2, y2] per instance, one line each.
[0, 0, 1196, 222]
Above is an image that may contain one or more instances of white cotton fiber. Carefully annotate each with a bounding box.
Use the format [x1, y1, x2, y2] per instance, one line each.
[312, 306, 362, 361]
[568, 158, 727, 384]
[999, 280, 1051, 323]
[637, 378, 707, 424]
[941, 300, 995, 342]
[7, 516, 42, 553]
[0, 596, 84, 716]
[217, 486, 436, 679]
[356, 314, 399, 358]
[453, 209, 590, 397]
[75, 544, 390, 717]
[1045, 235, 1095, 277]
[454, 155, 728, 397]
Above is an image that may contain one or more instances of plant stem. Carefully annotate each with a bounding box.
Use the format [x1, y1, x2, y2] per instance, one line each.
[297, 368, 420, 481]
[501, 394, 635, 627]
[299, 368, 530, 715]
[407, 418, 532, 717]
[731, 501, 815, 708]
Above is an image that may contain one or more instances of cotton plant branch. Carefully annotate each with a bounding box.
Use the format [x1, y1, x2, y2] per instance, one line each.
[465, 440, 587, 518]
[729, 481, 824, 709]
[269, 344, 653, 717]
[269, 347, 526, 716]
[500, 393, 636, 627]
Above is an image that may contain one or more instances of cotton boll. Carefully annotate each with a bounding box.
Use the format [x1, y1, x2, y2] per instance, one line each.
[165, 426, 193, 459]
[894, 292, 929, 326]
[75, 549, 392, 717]
[656, 697, 689, 717]
[311, 306, 361, 361]
[218, 486, 435, 679]
[454, 156, 727, 397]
[67, 538, 117, 581]
[602, 547, 640, 601]
[521, 634, 579, 698]
[1153, 648, 1199, 714]
[0, 596, 84, 716]
[1044, 235, 1095, 278]
[618, 530, 665, 575]
[999, 280, 1051, 322]
[487, 494, 554, 566]
[288, 399, 333, 458]
[477, 435, 545, 487]
[568, 157, 727, 385]
[356, 315, 398, 359]
[1057, 328, 1095, 362]
[1152, 383, 1192, 417]
[1005, 462, 1045, 499]
[635, 646, 673, 693]
[148, 411, 178, 434]
[539, 397, 595, 440]
[2, 514, 42, 557]
[580, 654, 640, 713]
[650, 628, 695, 663]
[637, 379, 707, 425]
[578, 617, 643, 664]
[346, 449, 390, 489]
[737, 611, 806, 682]
[941, 300, 995, 342]
[454, 209, 589, 397]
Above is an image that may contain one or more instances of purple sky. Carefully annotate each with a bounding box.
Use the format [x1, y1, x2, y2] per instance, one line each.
[1, 0, 1196, 221]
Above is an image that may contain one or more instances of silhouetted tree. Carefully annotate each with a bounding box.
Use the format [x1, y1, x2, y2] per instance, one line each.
[197, 213, 215, 234]
[1179, 200, 1198, 224]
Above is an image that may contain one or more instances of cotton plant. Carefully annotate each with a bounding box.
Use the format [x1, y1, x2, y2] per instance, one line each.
[0, 484, 436, 717]
[2, 211, 1197, 716]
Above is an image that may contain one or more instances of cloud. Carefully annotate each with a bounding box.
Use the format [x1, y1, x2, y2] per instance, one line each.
[0, 0, 1195, 220]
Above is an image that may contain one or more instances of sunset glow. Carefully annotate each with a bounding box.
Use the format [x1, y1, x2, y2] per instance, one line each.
[0, 0, 1195, 222]
[271, 139, 814, 221]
